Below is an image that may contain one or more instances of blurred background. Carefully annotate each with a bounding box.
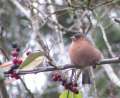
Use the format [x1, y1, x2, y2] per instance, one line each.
[0, 0, 120, 98]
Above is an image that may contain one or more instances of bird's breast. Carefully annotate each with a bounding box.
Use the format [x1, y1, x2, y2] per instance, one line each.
[69, 40, 102, 67]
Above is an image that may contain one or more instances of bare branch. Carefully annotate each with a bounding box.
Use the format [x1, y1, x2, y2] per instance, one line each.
[9, 0, 31, 19]
[91, 0, 114, 10]
[98, 23, 120, 87]
[4, 57, 120, 75]
[46, 0, 64, 54]
[99, 24, 115, 57]
[0, 46, 10, 61]
[31, 16, 57, 68]
[90, 67, 99, 98]
[114, 18, 120, 24]
[20, 78, 34, 98]
[37, 2, 67, 7]
[85, 14, 92, 35]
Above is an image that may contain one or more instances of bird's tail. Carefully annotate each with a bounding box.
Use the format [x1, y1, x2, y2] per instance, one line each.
[82, 68, 91, 84]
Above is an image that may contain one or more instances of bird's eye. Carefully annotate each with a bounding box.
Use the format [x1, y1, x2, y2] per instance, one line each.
[75, 35, 80, 38]
[71, 33, 84, 41]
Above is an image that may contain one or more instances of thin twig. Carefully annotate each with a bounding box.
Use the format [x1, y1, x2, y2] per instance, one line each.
[37, 2, 67, 7]
[85, 14, 92, 35]
[9, 0, 31, 19]
[91, 0, 114, 10]
[0, 27, 9, 61]
[90, 67, 99, 98]
[47, 0, 65, 54]
[0, 48, 9, 61]
[36, 33, 57, 68]
[20, 77, 34, 98]
[99, 24, 115, 57]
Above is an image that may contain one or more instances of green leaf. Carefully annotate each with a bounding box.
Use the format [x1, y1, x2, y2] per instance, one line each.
[19, 51, 44, 70]
[59, 90, 83, 98]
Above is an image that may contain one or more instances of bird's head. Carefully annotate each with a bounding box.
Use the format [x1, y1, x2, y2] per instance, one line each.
[71, 33, 86, 41]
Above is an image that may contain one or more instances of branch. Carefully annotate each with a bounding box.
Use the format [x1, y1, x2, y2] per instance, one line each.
[37, 2, 67, 7]
[20, 77, 34, 98]
[4, 57, 120, 75]
[46, 0, 65, 54]
[0, 48, 9, 61]
[30, 16, 57, 68]
[114, 18, 120, 24]
[90, 67, 99, 98]
[99, 24, 115, 57]
[9, 0, 31, 19]
[91, 0, 114, 10]
[98, 22, 120, 87]
[85, 14, 92, 35]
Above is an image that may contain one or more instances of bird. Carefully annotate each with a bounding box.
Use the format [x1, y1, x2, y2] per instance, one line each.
[68, 33, 102, 84]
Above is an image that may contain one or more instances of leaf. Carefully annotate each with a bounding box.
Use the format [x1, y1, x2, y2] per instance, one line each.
[19, 51, 44, 70]
[59, 90, 83, 98]
[0, 61, 12, 71]
[0, 62, 12, 67]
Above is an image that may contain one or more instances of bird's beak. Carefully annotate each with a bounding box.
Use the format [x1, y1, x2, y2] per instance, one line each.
[70, 36, 75, 40]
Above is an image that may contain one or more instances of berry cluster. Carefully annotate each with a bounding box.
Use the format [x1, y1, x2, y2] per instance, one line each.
[52, 72, 79, 94]
[62, 81, 78, 94]
[7, 44, 23, 79]
[10, 71, 20, 79]
[52, 71, 62, 81]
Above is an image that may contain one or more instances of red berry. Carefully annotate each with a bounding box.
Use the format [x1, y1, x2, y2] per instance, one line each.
[10, 72, 20, 79]
[64, 84, 70, 89]
[15, 48, 20, 52]
[10, 73, 14, 78]
[17, 59, 23, 65]
[15, 75, 20, 79]
[52, 75, 61, 81]
[57, 75, 62, 81]
[12, 50, 18, 57]
[52, 76, 58, 81]
[12, 58, 22, 65]
[13, 58, 18, 65]
[71, 87, 79, 94]
[67, 82, 73, 90]
[72, 82, 78, 87]
[52, 71, 62, 81]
